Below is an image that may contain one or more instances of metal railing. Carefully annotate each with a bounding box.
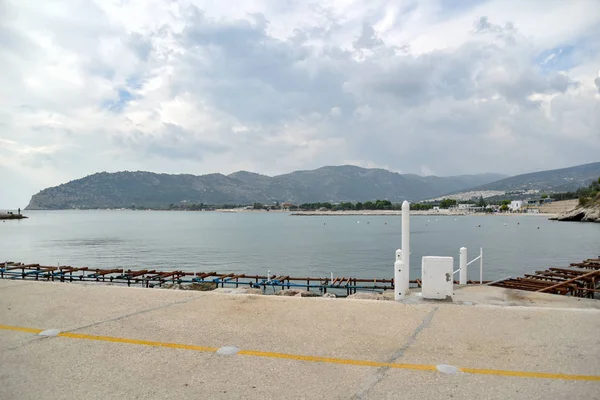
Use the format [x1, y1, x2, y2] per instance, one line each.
[466, 247, 484, 284]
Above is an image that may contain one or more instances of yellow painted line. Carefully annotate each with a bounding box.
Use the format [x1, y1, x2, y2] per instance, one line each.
[238, 349, 436, 371]
[1, 324, 599, 382]
[0, 324, 43, 334]
[459, 367, 599, 381]
[58, 332, 219, 353]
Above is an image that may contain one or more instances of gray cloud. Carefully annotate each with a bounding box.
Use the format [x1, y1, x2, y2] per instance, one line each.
[112, 123, 230, 161]
[354, 23, 384, 50]
[176, 8, 344, 123]
[128, 32, 153, 62]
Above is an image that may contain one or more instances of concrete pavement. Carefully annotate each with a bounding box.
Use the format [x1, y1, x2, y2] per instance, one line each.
[0, 280, 599, 399]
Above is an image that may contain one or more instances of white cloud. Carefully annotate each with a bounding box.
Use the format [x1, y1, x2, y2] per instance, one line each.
[0, 0, 599, 208]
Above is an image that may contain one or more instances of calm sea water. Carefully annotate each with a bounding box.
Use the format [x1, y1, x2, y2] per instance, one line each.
[1, 210, 599, 281]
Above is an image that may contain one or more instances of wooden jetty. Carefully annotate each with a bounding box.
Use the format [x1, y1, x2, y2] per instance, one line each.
[490, 258, 600, 298]
[0, 261, 487, 296]
[3, 259, 598, 298]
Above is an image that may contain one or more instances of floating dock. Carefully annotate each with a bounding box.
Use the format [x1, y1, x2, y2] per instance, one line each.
[490, 258, 600, 298]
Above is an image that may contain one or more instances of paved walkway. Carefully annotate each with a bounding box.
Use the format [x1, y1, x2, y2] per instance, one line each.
[0, 280, 598, 399]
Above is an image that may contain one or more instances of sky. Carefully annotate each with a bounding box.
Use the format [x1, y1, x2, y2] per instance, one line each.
[1, 0, 599, 208]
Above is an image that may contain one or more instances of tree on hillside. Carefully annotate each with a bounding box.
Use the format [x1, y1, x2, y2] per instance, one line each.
[439, 198, 457, 209]
[411, 203, 433, 210]
[375, 199, 392, 210]
[476, 196, 487, 207]
[338, 202, 354, 210]
[363, 201, 375, 210]
[578, 176, 600, 207]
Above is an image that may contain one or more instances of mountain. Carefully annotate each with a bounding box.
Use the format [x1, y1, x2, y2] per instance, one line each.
[25, 166, 506, 210]
[405, 173, 507, 197]
[468, 162, 600, 193]
[25, 171, 268, 210]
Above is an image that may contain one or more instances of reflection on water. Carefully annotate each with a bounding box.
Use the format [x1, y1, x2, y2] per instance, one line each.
[47, 238, 127, 247]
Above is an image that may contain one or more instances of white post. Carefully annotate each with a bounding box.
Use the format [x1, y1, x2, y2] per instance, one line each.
[479, 247, 483, 284]
[397, 200, 410, 300]
[402, 200, 410, 274]
[394, 249, 408, 300]
[459, 247, 467, 285]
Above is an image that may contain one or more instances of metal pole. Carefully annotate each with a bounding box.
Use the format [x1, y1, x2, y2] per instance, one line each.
[459, 247, 467, 285]
[479, 247, 483, 284]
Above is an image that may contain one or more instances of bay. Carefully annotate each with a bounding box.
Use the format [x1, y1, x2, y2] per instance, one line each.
[1, 210, 599, 281]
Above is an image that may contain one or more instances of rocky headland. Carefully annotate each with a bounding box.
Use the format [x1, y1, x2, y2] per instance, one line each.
[552, 205, 600, 222]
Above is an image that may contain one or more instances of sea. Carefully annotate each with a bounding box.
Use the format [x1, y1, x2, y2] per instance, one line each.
[1, 210, 599, 281]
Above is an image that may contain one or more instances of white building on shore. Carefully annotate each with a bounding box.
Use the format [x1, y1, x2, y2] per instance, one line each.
[509, 200, 523, 212]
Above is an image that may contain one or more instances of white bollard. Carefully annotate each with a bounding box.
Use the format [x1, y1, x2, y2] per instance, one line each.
[459, 247, 467, 285]
[395, 200, 411, 300]
[394, 249, 408, 300]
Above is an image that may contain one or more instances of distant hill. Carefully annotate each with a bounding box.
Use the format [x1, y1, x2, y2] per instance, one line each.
[25, 166, 506, 210]
[468, 162, 600, 193]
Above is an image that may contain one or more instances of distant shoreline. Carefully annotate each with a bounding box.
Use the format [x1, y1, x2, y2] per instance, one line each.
[22, 208, 557, 217]
[292, 211, 556, 217]
[289, 212, 555, 217]
[215, 209, 556, 217]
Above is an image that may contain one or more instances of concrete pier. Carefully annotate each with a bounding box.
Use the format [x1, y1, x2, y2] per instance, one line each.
[0, 280, 599, 399]
[0, 213, 27, 220]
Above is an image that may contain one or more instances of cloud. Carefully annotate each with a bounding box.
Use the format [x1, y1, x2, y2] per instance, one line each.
[1, 0, 600, 208]
[112, 122, 230, 161]
[354, 23, 385, 51]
